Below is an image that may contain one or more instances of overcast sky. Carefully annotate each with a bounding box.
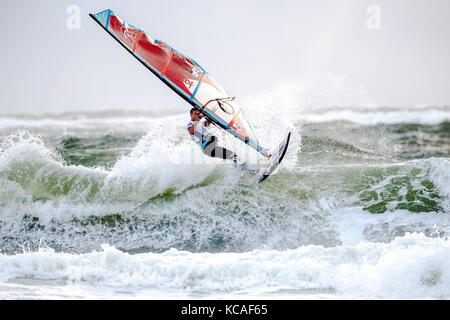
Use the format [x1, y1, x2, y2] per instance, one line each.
[1, 0, 449, 114]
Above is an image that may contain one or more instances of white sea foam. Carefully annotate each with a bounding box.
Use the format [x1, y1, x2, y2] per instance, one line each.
[0, 107, 448, 299]
[103, 117, 219, 200]
[0, 125, 218, 205]
[0, 233, 449, 299]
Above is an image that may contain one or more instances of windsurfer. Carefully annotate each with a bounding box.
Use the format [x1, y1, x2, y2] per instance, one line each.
[187, 108, 238, 163]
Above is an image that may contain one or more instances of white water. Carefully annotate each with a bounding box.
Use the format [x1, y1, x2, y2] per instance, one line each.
[0, 233, 449, 299]
[1, 75, 449, 299]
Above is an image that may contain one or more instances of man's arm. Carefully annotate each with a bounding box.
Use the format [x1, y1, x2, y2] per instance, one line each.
[188, 121, 198, 135]
[198, 113, 211, 127]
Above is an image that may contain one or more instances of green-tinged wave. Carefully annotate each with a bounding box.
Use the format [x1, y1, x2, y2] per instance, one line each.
[0, 120, 449, 255]
[355, 167, 443, 213]
[57, 134, 138, 169]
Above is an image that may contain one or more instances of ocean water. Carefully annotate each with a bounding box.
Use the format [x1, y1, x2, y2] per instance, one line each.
[0, 100, 449, 299]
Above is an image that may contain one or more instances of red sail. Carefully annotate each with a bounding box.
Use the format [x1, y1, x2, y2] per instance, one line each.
[90, 9, 269, 157]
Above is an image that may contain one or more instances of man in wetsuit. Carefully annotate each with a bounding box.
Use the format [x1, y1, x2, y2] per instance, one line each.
[186, 108, 238, 163]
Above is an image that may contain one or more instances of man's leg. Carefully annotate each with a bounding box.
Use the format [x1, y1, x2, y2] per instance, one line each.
[203, 136, 237, 161]
[202, 137, 257, 172]
[211, 146, 236, 161]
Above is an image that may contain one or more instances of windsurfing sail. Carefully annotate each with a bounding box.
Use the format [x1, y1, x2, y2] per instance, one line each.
[89, 9, 269, 157]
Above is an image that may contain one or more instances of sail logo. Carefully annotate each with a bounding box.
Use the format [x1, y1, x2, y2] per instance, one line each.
[121, 26, 138, 45]
[191, 68, 199, 78]
[184, 79, 198, 93]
